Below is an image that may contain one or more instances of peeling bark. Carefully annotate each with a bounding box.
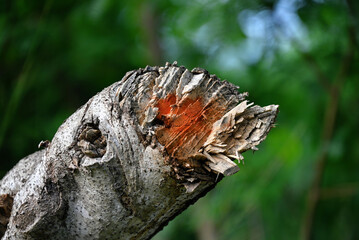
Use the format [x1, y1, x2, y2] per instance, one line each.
[0, 62, 278, 240]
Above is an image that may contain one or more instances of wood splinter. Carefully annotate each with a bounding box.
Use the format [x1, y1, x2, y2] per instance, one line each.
[140, 62, 278, 180]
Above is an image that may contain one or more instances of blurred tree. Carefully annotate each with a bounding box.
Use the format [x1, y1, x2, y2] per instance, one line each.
[1, 0, 358, 239]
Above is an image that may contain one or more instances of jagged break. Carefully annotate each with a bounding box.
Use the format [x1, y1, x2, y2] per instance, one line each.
[137, 62, 278, 183]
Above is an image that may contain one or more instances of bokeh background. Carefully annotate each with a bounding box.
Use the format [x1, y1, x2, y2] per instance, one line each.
[1, 0, 358, 239]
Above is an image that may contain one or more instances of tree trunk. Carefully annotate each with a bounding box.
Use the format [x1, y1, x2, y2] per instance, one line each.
[0, 62, 278, 240]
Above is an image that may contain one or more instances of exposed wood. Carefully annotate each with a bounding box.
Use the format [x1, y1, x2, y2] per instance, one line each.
[0, 62, 278, 240]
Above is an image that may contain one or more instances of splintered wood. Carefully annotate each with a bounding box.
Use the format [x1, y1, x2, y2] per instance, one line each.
[201, 101, 277, 175]
[138, 63, 278, 178]
[155, 93, 225, 159]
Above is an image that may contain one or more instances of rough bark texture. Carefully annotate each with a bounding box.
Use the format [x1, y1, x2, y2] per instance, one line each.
[0, 62, 278, 240]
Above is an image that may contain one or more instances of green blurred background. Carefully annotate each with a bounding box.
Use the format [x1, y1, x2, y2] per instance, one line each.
[1, 0, 358, 239]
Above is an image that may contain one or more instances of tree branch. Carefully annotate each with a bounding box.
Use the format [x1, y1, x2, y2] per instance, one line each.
[320, 183, 359, 200]
[0, 63, 278, 239]
[299, 51, 332, 93]
[300, 25, 356, 240]
[141, 3, 163, 65]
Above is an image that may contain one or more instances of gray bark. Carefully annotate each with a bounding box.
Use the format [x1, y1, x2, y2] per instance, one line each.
[0, 62, 278, 240]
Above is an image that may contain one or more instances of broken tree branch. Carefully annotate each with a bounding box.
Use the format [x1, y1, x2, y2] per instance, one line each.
[0, 63, 278, 240]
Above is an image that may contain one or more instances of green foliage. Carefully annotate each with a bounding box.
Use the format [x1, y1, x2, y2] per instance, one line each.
[1, 0, 358, 239]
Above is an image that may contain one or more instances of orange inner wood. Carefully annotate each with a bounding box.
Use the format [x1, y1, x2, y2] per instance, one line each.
[155, 94, 226, 159]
